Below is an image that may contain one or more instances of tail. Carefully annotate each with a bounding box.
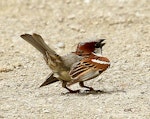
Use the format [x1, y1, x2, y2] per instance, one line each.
[21, 33, 57, 61]
[20, 33, 63, 68]
[20, 33, 60, 86]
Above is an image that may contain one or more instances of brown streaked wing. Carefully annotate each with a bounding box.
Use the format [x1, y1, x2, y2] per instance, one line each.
[68, 60, 102, 85]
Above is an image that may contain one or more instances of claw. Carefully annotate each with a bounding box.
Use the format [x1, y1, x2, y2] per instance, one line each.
[69, 89, 80, 93]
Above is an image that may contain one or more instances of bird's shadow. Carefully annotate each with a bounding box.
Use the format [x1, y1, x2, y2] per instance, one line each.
[61, 89, 126, 96]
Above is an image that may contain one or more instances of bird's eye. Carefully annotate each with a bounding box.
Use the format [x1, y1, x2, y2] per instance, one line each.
[95, 39, 106, 49]
[95, 42, 100, 48]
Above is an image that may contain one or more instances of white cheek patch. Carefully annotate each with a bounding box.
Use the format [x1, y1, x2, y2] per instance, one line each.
[93, 48, 102, 57]
[91, 59, 110, 64]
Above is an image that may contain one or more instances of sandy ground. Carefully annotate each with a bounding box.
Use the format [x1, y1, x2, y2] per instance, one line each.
[0, 0, 150, 119]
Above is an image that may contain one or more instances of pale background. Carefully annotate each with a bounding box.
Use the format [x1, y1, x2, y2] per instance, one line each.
[0, 0, 149, 119]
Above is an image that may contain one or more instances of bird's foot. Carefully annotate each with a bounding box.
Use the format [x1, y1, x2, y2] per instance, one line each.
[85, 89, 105, 93]
[69, 89, 80, 93]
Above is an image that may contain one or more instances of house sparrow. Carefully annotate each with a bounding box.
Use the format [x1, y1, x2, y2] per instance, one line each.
[20, 33, 110, 93]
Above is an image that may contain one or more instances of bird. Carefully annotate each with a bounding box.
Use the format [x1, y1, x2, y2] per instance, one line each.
[20, 33, 110, 93]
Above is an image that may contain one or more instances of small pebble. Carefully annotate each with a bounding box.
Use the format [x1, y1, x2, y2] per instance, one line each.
[56, 42, 65, 48]
[67, 14, 76, 20]
[84, 0, 91, 4]
[56, 14, 64, 22]
[43, 109, 49, 113]
[68, 24, 81, 32]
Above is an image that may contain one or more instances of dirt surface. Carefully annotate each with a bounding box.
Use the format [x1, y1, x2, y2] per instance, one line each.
[0, 0, 150, 119]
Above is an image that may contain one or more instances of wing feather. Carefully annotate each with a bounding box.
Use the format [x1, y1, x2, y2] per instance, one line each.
[68, 55, 110, 86]
[68, 60, 100, 85]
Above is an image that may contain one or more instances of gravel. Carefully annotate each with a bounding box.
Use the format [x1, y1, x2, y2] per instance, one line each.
[0, 0, 149, 119]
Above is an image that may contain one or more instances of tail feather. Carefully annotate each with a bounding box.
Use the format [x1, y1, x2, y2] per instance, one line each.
[32, 33, 56, 55]
[39, 73, 59, 87]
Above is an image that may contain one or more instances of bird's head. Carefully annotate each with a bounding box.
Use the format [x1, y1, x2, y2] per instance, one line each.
[74, 39, 106, 56]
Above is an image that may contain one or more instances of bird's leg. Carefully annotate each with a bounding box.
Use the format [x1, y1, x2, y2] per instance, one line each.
[79, 81, 94, 91]
[79, 81, 104, 93]
[62, 81, 80, 93]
